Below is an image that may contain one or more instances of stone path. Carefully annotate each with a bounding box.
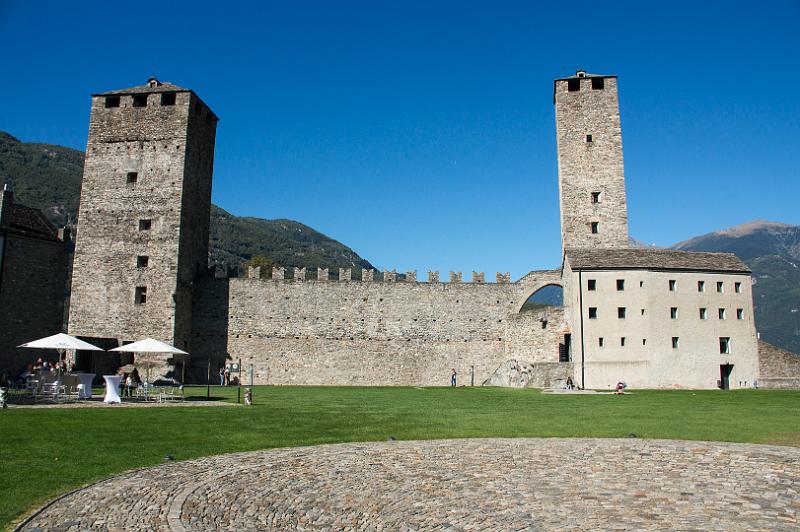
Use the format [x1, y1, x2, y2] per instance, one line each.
[18, 439, 799, 531]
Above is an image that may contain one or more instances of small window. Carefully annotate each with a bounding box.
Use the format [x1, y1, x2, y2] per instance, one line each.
[135, 286, 147, 304]
[137, 255, 149, 268]
[672, 337, 680, 349]
[132, 94, 148, 107]
[138, 219, 152, 231]
[591, 191, 601, 203]
[587, 279, 596, 291]
[719, 337, 730, 354]
[616, 279, 625, 291]
[717, 281, 724, 293]
[161, 93, 176, 106]
[700, 307, 707, 319]
[736, 308, 744, 320]
[105, 96, 121, 108]
[590, 222, 599, 234]
[718, 308, 726, 320]
[591, 77, 605, 90]
[588, 307, 598, 319]
[698, 280, 705, 292]
[670, 307, 678, 319]
[568, 78, 580, 92]
[599, 337, 604, 347]
[126, 172, 138, 184]
[735, 282, 742, 293]
[642, 338, 647, 346]
[639, 280, 644, 288]
[620, 337, 626, 346]
[617, 307, 626, 319]
[586, 134, 593, 143]
[641, 308, 646, 316]
[669, 279, 677, 291]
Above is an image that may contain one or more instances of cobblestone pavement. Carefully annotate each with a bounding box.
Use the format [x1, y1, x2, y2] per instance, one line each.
[8, 399, 236, 409]
[19, 439, 799, 531]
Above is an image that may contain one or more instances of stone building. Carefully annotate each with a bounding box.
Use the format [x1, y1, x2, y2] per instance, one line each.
[0, 186, 70, 377]
[63, 72, 792, 389]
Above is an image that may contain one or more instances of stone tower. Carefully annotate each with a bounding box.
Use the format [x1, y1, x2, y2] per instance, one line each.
[554, 70, 629, 252]
[68, 78, 217, 354]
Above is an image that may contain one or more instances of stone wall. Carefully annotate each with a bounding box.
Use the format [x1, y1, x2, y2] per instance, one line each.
[190, 270, 568, 386]
[758, 340, 800, 389]
[555, 74, 629, 251]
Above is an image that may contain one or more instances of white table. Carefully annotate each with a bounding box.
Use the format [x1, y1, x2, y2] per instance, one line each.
[102, 375, 123, 404]
[73, 373, 95, 399]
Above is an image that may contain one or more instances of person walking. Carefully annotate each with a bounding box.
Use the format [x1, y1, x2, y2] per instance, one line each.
[451, 368, 457, 387]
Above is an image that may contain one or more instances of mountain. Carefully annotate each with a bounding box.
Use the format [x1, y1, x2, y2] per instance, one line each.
[0, 131, 373, 273]
[673, 221, 800, 354]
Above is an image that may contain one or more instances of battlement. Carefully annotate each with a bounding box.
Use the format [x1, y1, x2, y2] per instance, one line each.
[243, 266, 514, 284]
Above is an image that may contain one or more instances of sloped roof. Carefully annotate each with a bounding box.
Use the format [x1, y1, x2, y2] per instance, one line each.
[564, 248, 750, 274]
[554, 71, 617, 82]
[95, 78, 189, 96]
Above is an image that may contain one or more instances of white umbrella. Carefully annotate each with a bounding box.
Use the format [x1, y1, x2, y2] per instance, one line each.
[110, 339, 188, 383]
[18, 333, 104, 351]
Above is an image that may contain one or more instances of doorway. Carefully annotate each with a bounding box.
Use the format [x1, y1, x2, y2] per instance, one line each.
[719, 364, 734, 390]
[559, 334, 572, 362]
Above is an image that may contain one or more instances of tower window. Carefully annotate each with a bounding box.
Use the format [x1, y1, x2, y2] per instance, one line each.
[599, 337, 604, 347]
[620, 337, 626, 346]
[105, 96, 120, 108]
[161, 93, 176, 106]
[568, 78, 580, 92]
[132, 94, 148, 107]
[126, 172, 138, 184]
[591, 191, 601, 203]
[717, 281, 724, 293]
[670, 307, 678, 319]
[134, 286, 147, 304]
[718, 308, 726, 319]
[672, 337, 680, 349]
[591, 77, 605, 90]
[588, 307, 598, 319]
[586, 134, 593, 143]
[735, 282, 742, 293]
[137, 255, 149, 268]
[590, 222, 599, 234]
[617, 307, 626, 319]
[138, 219, 152, 231]
[736, 308, 744, 320]
[616, 279, 625, 291]
[698, 280, 705, 292]
[700, 307, 707, 319]
[719, 337, 730, 354]
[669, 279, 677, 291]
[587, 279, 596, 291]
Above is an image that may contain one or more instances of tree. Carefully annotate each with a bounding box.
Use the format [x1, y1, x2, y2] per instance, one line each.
[243, 255, 275, 278]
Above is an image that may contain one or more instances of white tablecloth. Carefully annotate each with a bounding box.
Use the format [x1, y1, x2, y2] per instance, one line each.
[103, 375, 122, 404]
[73, 373, 95, 399]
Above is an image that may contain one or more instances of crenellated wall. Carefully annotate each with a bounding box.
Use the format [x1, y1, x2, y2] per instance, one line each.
[190, 269, 570, 385]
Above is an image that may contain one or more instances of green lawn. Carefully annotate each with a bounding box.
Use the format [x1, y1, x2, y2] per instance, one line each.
[1, 386, 798, 529]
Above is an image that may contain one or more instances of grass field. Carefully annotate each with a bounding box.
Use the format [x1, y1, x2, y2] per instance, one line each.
[1, 386, 798, 529]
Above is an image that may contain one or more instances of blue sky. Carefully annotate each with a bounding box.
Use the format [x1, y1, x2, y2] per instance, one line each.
[1, 1, 798, 277]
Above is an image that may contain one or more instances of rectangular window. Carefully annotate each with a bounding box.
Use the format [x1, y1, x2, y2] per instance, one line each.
[591, 77, 605, 90]
[670, 307, 678, 319]
[718, 308, 726, 319]
[698, 280, 705, 292]
[618, 307, 626, 319]
[590, 222, 599, 234]
[137, 255, 149, 268]
[591, 191, 601, 203]
[735, 282, 742, 293]
[737, 308, 744, 320]
[105, 96, 121, 108]
[586, 134, 593, 143]
[720, 337, 730, 354]
[132, 94, 148, 107]
[717, 281, 724, 293]
[138, 219, 152, 231]
[672, 337, 680, 349]
[669, 279, 677, 291]
[126, 172, 138, 184]
[642, 338, 647, 346]
[620, 337, 626, 346]
[587, 279, 596, 291]
[700, 307, 707, 319]
[599, 337, 604, 347]
[568, 78, 580, 92]
[641, 308, 646, 316]
[161, 93, 176, 106]
[616, 279, 625, 291]
[134, 286, 147, 304]
[588, 307, 598, 319]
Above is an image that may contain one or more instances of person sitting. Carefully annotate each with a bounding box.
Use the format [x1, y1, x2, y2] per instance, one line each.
[565, 376, 575, 390]
[615, 381, 627, 394]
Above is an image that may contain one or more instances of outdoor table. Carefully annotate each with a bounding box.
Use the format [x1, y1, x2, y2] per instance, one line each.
[102, 375, 123, 404]
[72, 373, 95, 399]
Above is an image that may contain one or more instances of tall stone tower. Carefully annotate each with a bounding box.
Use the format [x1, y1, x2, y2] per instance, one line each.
[554, 71, 629, 252]
[68, 78, 217, 354]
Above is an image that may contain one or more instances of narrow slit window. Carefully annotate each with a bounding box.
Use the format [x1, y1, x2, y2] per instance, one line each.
[161, 93, 176, 106]
[672, 337, 680, 349]
[670, 307, 678, 319]
[719, 337, 730, 354]
[700, 307, 707, 319]
[620, 337, 626, 346]
[718, 308, 726, 319]
[598, 337, 604, 347]
[736, 308, 744, 320]
[698, 280, 705, 292]
[126, 172, 138, 184]
[590, 222, 599, 234]
[134, 286, 147, 304]
[669, 279, 677, 291]
[588, 307, 598, 319]
[717, 281, 724, 293]
[587, 279, 597, 291]
[132, 94, 148, 107]
[105, 96, 121, 108]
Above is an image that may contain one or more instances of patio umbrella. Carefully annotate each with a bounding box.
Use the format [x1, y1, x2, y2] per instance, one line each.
[110, 339, 188, 383]
[18, 333, 104, 400]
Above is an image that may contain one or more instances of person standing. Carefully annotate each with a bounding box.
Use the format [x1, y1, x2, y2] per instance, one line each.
[451, 368, 457, 387]
[224, 367, 231, 386]
[219, 367, 225, 386]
